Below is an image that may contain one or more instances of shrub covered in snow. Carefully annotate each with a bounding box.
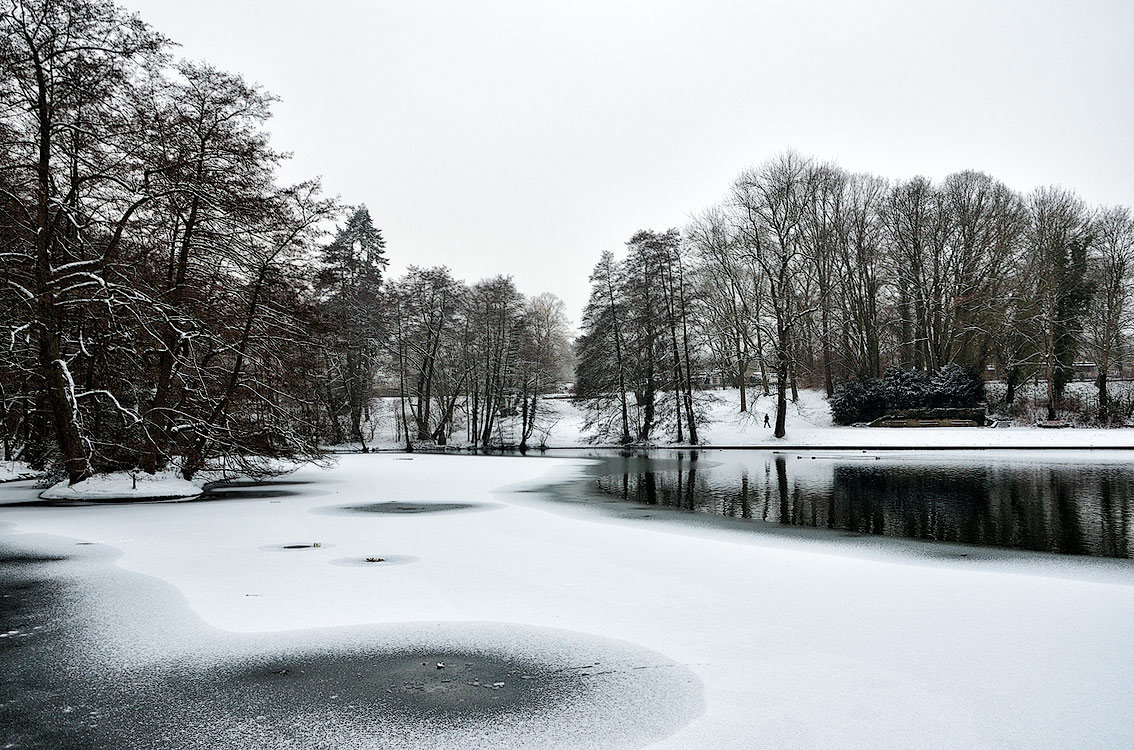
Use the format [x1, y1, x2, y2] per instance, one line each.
[829, 379, 890, 425]
[831, 366, 986, 425]
[882, 368, 931, 409]
[928, 364, 987, 408]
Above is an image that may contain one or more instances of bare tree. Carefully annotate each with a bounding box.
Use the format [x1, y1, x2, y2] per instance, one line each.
[1085, 206, 1134, 422]
[687, 207, 764, 411]
[834, 172, 890, 381]
[1026, 187, 1093, 420]
[800, 162, 846, 394]
[731, 152, 813, 438]
[515, 292, 571, 450]
[0, 0, 167, 483]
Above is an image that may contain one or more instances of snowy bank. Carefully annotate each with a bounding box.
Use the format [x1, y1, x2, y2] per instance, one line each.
[40, 471, 203, 501]
[695, 391, 1134, 449]
[0, 461, 36, 483]
[337, 389, 1134, 451]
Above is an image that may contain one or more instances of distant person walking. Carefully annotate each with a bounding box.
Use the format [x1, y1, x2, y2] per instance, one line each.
[763, 413, 771, 428]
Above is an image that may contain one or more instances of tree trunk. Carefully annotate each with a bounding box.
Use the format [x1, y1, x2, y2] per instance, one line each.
[736, 334, 748, 413]
[606, 276, 631, 443]
[32, 56, 91, 485]
[678, 261, 698, 445]
[774, 326, 789, 439]
[1046, 292, 1057, 421]
[755, 327, 770, 396]
[821, 299, 835, 397]
[641, 364, 656, 442]
[519, 387, 530, 451]
[1097, 367, 1110, 423]
[1004, 367, 1018, 405]
[347, 347, 367, 451]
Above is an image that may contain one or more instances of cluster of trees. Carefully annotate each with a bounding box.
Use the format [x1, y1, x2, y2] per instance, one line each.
[578, 151, 1134, 439]
[381, 269, 572, 452]
[5, 1, 1130, 476]
[310, 205, 387, 450]
[0, 0, 574, 482]
[575, 230, 705, 444]
[0, 0, 350, 484]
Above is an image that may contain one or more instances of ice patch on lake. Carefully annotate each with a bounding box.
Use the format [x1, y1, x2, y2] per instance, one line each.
[311, 500, 501, 515]
[0, 532, 702, 749]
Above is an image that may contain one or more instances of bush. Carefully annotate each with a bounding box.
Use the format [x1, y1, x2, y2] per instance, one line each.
[829, 365, 987, 425]
[929, 364, 986, 408]
[882, 367, 930, 408]
[829, 379, 888, 425]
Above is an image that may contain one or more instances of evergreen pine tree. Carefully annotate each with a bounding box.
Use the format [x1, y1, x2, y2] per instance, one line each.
[317, 206, 389, 449]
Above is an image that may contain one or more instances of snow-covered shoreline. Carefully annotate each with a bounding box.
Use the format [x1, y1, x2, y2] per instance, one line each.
[0, 461, 36, 483]
[9, 386, 1132, 504]
[39, 471, 204, 501]
[334, 388, 1134, 452]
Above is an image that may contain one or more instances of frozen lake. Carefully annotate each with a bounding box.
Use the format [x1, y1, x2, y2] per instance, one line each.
[3, 452, 1134, 748]
[576, 449, 1134, 558]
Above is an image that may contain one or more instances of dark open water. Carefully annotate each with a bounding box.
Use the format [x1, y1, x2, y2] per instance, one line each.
[584, 450, 1134, 558]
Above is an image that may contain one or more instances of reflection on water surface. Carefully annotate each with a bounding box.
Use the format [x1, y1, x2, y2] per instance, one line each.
[590, 451, 1133, 558]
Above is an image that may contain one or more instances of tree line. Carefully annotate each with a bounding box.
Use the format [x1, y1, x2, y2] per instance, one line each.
[577, 151, 1134, 439]
[380, 269, 571, 452]
[0, 0, 570, 484]
[6, 1, 1130, 474]
[320, 253, 573, 454]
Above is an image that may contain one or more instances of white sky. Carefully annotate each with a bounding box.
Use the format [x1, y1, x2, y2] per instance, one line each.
[125, 0, 1134, 322]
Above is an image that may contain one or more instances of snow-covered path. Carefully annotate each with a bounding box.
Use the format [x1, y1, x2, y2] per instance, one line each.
[2, 453, 1133, 748]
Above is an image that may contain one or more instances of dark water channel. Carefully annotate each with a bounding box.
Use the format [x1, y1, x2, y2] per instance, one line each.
[585, 450, 1134, 558]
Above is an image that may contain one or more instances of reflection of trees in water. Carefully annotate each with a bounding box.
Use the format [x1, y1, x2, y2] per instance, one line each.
[831, 466, 986, 542]
[595, 457, 1133, 558]
[1098, 479, 1130, 558]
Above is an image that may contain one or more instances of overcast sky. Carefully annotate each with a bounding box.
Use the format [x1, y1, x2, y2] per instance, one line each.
[125, 0, 1133, 322]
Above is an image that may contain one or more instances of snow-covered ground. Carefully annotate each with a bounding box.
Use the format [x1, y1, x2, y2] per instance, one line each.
[2, 453, 1132, 748]
[0, 460, 36, 483]
[39, 470, 203, 500]
[346, 388, 1134, 451]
